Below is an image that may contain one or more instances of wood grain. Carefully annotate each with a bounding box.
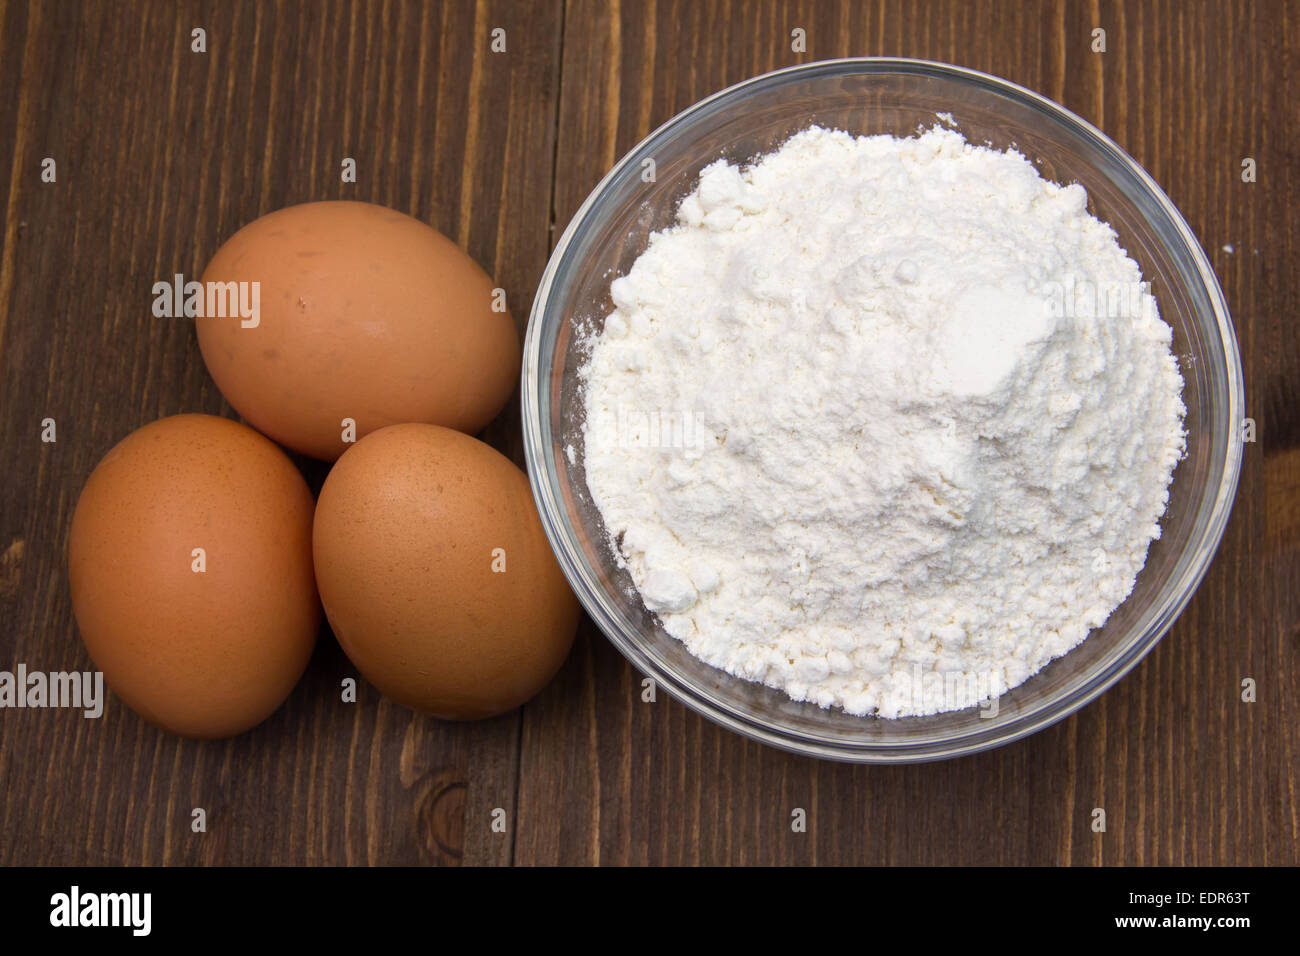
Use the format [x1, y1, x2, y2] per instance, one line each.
[0, 0, 1295, 866]
[0, 0, 562, 866]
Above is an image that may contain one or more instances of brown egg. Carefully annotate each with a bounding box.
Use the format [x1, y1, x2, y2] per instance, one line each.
[313, 424, 578, 719]
[68, 414, 320, 739]
[196, 200, 520, 460]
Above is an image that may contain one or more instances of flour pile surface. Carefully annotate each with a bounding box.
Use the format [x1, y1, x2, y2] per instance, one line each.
[580, 126, 1186, 717]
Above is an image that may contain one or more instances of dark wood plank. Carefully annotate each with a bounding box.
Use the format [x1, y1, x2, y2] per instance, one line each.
[0, 0, 562, 866]
[515, 0, 1297, 866]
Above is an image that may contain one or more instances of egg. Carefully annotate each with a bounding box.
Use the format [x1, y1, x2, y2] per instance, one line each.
[68, 414, 320, 739]
[312, 424, 578, 719]
[195, 200, 520, 460]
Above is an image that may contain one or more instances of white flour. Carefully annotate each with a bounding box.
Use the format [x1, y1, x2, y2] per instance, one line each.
[580, 126, 1186, 717]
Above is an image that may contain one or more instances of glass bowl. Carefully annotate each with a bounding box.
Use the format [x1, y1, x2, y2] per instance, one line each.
[522, 58, 1244, 763]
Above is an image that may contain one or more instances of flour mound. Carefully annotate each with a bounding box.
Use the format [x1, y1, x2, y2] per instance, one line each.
[580, 126, 1186, 718]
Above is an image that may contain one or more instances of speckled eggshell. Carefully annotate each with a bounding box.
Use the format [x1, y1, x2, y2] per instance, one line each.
[68, 414, 320, 739]
[196, 200, 520, 460]
[312, 423, 579, 719]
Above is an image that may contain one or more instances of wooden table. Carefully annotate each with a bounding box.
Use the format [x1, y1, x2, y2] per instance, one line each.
[1, 0, 1294, 866]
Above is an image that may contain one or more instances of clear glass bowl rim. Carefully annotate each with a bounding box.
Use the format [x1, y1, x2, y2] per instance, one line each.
[522, 57, 1245, 763]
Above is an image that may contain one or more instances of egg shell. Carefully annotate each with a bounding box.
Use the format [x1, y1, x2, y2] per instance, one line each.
[313, 423, 579, 719]
[68, 414, 320, 739]
[196, 200, 520, 460]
